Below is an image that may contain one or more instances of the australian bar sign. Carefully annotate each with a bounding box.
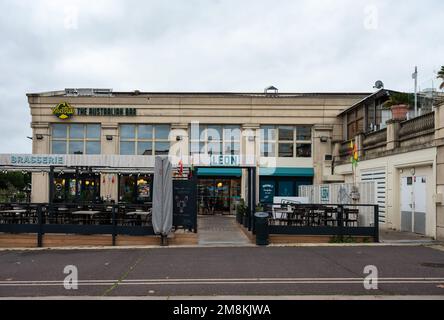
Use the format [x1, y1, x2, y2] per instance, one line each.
[52, 102, 75, 119]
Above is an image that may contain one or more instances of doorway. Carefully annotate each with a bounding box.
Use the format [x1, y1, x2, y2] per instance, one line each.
[400, 175, 427, 235]
[197, 177, 241, 215]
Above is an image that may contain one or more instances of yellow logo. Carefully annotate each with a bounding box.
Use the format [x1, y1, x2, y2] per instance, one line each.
[52, 102, 75, 119]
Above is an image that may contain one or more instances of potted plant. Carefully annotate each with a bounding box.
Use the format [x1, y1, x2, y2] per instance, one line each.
[382, 92, 413, 121]
[235, 199, 246, 224]
[437, 66, 444, 90]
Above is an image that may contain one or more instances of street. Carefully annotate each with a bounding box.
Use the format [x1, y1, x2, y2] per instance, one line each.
[1, 245, 444, 298]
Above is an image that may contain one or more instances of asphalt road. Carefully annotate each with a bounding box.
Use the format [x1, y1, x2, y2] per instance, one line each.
[1, 245, 444, 297]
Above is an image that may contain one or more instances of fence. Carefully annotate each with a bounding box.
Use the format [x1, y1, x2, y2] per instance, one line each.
[261, 203, 379, 242]
[0, 202, 154, 247]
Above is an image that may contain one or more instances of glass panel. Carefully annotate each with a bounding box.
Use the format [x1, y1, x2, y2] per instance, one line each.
[137, 176, 152, 202]
[52, 140, 66, 154]
[278, 143, 293, 157]
[69, 141, 84, 154]
[190, 141, 200, 154]
[138, 125, 153, 139]
[224, 142, 240, 155]
[120, 125, 135, 139]
[52, 124, 67, 138]
[278, 126, 294, 141]
[199, 125, 206, 141]
[296, 143, 312, 157]
[278, 180, 294, 197]
[207, 126, 222, 141]
[69, 124, 84, 139]
[86, 124, 100, 139]
[138, 141, 153, 155]
[260, 142, 275, 157]
[155, 142, 170, 155]
[119, 175, 136, 203]
[260, 179, 275, 203]
[297, 126, 312, 141]
[260, 125, 276, 141]
[155, 125, 170, 140]
[120, 141, 135, 155]
[224, 125, 240, 141]
[86, 141, 101, 154]
[207, 142, 222, 155]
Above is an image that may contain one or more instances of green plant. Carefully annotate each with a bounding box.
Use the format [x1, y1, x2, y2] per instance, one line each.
[255, 204, 264, 212]
[382, 92, 414, 109]
[329, 235, 358, 243]
[236, 199, 247, 216]
[437, 66, 444, 90]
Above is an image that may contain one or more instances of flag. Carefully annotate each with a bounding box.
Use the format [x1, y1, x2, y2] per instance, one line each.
[349, 140, 359, 167]
[178, 159, 184, 176]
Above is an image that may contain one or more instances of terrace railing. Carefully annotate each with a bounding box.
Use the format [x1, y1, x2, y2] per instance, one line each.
[260, 203, 379, 242]
[0, 202, 154, 247]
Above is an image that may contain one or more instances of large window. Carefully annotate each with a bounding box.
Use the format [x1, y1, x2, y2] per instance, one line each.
[119, 124, 170, 155]
[260, 125, 312, 158]
[51, 124, 101, 154]
[346, 106, 364, 139]
[190, 125, 241, 155]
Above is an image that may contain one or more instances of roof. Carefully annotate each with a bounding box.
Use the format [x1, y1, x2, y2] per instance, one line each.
[337, 89, 400, 116]
[26, 88, 371, 98]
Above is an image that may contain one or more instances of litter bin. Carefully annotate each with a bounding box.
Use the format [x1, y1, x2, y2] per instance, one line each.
[254, 212, 269, 245]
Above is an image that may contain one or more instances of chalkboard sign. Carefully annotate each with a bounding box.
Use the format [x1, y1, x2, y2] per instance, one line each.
[173, 180, 197, 231]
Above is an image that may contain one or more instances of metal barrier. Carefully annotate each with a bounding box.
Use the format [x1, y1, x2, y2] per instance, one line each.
[0, 203, 154, 247]
[260, 203, 379, 242]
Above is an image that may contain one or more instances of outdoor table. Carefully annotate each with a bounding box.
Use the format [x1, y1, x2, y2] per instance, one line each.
[0, 209, 28, 224]
[72, 210, 101, 224]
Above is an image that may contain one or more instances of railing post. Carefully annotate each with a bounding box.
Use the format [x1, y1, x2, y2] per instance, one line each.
[112, 205, 117, 246]
[37, 205, 43, 248]
[374, 205, 379, 242]
[337, 205, 344, 240]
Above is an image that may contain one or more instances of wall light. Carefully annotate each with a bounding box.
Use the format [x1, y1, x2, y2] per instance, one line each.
[320, 136, 329, 143]
[36, 134, 44, 140]
[106, 135, 113, 141]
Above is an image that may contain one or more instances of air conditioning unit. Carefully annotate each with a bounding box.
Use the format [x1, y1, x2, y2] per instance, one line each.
[65, 88, 78, 96]
[93, 88, 113, 96]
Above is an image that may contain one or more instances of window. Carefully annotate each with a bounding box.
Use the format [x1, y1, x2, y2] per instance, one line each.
[119, 124, 170, 155]
[346, 106, 364, 139]
[260, 125, 312, 158]
[51, 124, 101, 154]
[190, 124, 241, 155]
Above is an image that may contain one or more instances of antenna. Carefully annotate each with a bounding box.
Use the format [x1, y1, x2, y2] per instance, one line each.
[373, 80, 384, 89]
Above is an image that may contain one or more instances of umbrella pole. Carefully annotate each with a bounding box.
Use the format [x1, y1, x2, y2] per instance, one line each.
[160, 234, 168, 246]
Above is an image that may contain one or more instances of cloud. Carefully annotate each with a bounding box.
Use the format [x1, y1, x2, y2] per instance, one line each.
[0, 0, 442, 152]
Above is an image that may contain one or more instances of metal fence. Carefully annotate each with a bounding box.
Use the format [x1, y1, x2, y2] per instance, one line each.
[0, 202, 154, 247]
[261, 203, 379, 241]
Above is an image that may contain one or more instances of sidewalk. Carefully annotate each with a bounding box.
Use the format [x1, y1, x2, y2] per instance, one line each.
[197, 215, 252, 246]
[379, 229, 437, 244]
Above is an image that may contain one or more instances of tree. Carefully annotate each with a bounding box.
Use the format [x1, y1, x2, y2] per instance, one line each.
[438, 66, 444, 90]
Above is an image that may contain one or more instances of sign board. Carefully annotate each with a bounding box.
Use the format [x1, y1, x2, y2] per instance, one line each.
[320, 186, 330, 203]
[273, 196, 309, 205]
[173, 180, 197, 230]
[260, 181, 275, 203]
[52, 102, 75, 119]
[210, 155, 240, 166]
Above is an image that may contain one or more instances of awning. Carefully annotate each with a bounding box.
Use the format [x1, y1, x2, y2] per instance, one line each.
[259, 167, 314, 177]
[196, 168, 242, 177]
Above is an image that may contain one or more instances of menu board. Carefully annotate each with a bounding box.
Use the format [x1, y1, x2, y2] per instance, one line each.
[173, 180, 197, 230]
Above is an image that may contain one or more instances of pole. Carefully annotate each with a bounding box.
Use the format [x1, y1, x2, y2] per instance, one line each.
[413, 66, 418, 117]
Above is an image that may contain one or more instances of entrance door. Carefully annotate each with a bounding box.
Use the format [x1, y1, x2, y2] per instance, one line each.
[400, 176, 427, 235]
[197, 178, 240, 215]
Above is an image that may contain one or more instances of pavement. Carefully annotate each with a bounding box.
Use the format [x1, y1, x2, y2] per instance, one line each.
[197, 215, 251, 246]
[1, 245, 444, 298]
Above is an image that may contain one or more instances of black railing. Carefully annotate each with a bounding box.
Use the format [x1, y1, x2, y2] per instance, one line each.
[260, 203, 379, 242]
[0, 203, 154, 247]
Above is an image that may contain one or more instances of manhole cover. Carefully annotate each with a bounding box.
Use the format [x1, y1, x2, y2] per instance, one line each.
[421, 262, 444, 268]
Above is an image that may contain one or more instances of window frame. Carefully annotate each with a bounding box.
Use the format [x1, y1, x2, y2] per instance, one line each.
[119, 124, 171, 155]
[189, 124, 241, 156]
[51, 124, 101, 155]
[260, 125, 312, 158]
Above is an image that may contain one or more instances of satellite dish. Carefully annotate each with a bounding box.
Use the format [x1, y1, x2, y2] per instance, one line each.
[373, 80, 384, 89]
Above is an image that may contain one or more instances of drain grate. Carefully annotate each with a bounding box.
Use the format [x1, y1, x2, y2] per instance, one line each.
[421, 262, 444, 268]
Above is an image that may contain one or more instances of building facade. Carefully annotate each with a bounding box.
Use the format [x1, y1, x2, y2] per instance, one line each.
[27, 89, 367, 214]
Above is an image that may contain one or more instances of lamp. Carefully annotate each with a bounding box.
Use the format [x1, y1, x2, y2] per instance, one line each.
[176, 136, 182, 141]
[36, 134, 44, 140]
[320, 136, 328, 143]
[106, 135, 113, 141]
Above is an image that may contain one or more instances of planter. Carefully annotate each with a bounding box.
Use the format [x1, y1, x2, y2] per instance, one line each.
[242, 215, 249, 227]
[391, 104, 409, 121]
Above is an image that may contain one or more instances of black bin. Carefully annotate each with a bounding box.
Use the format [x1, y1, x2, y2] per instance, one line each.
[254, 212, 269, 246]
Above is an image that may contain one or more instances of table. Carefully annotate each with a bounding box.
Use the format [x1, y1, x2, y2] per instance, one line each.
[72, 210, 101, 224]
[0, 209, 28, 224]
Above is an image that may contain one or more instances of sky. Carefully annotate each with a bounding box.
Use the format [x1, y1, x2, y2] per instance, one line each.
[0, 0, 443, 153]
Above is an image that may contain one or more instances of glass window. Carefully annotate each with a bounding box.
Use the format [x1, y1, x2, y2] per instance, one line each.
[69, 124, 84, 139]
[297, 126, 311, 141]
[52, 140, 66, 154]
[121, 125, 136, 139]
[278, 143, 293, 157]
[138, 125, 153, 139]
[260, 142, 275, 157]
[260, 125, 276, 141]
[85, 141, 100, 154]
[224, 126, 240, 141]
[278, 126, 293, 141]
[296, 144, 311, 157]
[207, 126, 222, 141]
[155, 125, 170, 140]
[155, 142, 170, 155]
[137, 141, 152, 155]
[86, 124, 101, 139]
[190, 125, 240, 156]
[69, 141, 84, 154]
[53, 124, 67, 138]
[120, 141, 135, 155]
[208, 142, 222, 155]
[224, 142, 240, 155]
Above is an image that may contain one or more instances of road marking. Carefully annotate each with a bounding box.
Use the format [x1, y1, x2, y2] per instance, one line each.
[0, 277, 444, 287]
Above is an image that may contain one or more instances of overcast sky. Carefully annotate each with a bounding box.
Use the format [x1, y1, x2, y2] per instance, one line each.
[0, 0, 443, 153]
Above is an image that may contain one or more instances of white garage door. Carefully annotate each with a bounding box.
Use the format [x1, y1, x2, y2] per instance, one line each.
[361, 169, 386, 224]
